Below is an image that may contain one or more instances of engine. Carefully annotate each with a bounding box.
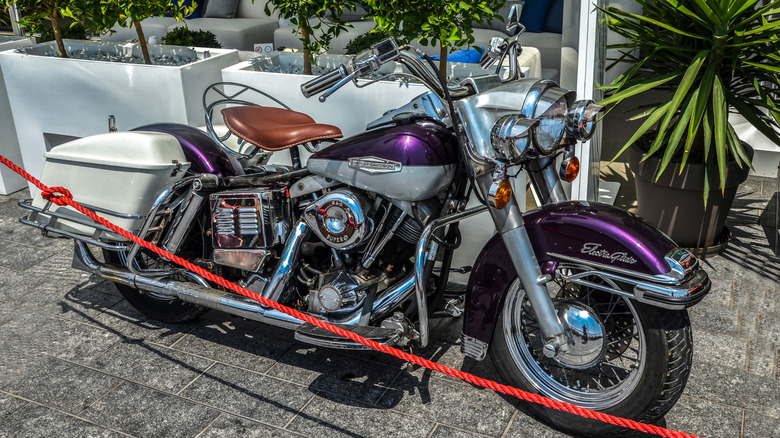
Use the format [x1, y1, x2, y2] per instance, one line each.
[300, 190, 427, 317]
[206, 184, 429, 318]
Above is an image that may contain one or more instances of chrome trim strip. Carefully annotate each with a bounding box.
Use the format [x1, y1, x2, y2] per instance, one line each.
[521, 80, 557, 118]
[548, 252, 682, 285]
[553, 259, 711, 310]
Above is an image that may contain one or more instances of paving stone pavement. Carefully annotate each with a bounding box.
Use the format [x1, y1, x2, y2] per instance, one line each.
[0, 177, 778, 438]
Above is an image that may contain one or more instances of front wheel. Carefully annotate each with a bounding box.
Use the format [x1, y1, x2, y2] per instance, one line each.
[490, 265, 692, 437]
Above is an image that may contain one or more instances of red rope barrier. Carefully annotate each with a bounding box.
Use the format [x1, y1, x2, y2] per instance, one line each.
[1, 154, 701, 438]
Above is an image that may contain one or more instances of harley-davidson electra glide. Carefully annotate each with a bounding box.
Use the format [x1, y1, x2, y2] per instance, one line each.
[19, 32, 710, 436]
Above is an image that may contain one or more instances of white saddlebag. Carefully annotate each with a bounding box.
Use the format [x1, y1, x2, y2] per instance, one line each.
[30, 131, 190, 241]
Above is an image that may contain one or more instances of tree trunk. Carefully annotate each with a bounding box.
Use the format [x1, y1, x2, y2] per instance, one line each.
[132, 19, 152, 65]
[301, 16, 312, 75]
[438, 43, 448, 80]
[49, 8, 67, 58]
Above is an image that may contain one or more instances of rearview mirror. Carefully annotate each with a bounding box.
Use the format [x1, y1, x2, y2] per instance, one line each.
[506, 4, 525, 36]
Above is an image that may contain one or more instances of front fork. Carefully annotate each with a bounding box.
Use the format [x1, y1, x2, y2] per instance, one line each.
[477, 164, 568, 355]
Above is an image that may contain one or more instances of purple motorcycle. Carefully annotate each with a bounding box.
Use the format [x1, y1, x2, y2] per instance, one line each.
[20, 36, 709, 437]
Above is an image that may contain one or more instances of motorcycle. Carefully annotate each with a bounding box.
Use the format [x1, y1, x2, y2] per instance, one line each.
[18, 29, 710, 437]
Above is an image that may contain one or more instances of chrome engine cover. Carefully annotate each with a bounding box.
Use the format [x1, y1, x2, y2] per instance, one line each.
[308, 271, 366, 315]
[209, 187, 289, 272]
[303, 190, 373, 250]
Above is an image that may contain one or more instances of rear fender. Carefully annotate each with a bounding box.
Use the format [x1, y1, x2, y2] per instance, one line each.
[134, 123, 244, 177]
[463, 201, 681, 347]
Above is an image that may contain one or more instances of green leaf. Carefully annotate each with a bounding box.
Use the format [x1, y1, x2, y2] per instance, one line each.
[712, 75, 728, 192]
[599, 71, 680, 106]
[670, 92, 697, 170]
[610, 101, 673, 161]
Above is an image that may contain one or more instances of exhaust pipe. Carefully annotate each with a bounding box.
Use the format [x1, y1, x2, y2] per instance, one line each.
[72, 241, 303, 330]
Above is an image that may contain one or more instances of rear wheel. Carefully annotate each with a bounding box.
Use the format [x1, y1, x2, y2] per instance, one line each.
[490, 265, 692, 437]
[103, 249, 208, 323]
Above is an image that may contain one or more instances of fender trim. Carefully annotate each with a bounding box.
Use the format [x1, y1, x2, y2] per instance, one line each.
[462, 201, 710, 351]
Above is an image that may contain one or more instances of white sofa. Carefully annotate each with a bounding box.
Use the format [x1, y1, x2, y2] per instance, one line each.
[101, 0, 278, 51]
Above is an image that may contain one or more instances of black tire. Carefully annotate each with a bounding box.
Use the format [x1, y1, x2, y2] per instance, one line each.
[490, 265, 693, 437]
[103, 249, 208, 323]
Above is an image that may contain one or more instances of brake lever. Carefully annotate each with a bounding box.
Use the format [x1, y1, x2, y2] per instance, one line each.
[319, 70, 360, 103]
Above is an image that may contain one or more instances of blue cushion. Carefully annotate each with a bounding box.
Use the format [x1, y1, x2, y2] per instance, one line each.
[543, 0, 564, 33]
[520, 0, 553, 33]
[430, 48, 484, 64]
[165, 0, 202, 18]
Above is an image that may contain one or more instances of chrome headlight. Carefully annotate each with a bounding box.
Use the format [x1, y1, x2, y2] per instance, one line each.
[566, 100, 605, 142]
[490, 114, 538, 163]
[533, 95, 570, 155]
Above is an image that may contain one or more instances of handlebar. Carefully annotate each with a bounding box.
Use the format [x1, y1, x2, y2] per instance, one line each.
[300, 65, 350, 99]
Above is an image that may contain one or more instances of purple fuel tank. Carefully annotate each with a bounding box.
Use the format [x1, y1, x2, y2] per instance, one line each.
[307, 119, 458, 201]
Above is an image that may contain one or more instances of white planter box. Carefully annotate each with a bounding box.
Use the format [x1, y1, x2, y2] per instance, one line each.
[0, 40, 240, 186]
[0, 36, 34, 194]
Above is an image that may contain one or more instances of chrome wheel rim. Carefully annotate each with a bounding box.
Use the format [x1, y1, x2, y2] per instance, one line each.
[502, 265, 646, 409]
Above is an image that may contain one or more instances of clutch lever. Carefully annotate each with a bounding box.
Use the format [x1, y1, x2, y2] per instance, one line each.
[319, 69, 361, 102]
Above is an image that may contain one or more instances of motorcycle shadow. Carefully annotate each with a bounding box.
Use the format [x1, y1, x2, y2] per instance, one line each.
[56, 280, 670, 437]
[57, 279, 510, 412]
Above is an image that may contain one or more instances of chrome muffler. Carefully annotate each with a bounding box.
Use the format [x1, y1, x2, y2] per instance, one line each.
[72, 241, 303, 330]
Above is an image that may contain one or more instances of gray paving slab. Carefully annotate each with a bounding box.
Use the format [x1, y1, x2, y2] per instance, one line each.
[286, 393, 435, 438]
[0, 404, 126, 438]
[91, 298, 200, 347]
[2, 356, 120, 415]
[170, 314, 296, 374]
[742, 411, 780, 438]
[428, 425, 496, 438]
[662, 396, 744, 438]
[88, 340, 215, 393]
[692, 329, 749, 370]
[0, 392, 27, 422]
[377, 374, 518, 436]
[178, 363, 314, 428]
[0, 176, 779, 438]
[198, 414, 305, 438]
[266, 345, 403, 405]
[79, 381, 221, 438]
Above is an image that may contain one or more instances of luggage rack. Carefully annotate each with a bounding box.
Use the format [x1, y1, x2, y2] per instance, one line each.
[18, 198, 145, 251]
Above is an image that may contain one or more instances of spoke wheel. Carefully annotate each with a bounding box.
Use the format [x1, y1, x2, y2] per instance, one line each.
[490, 264, 693, 437]
[505, 265, 644, 408]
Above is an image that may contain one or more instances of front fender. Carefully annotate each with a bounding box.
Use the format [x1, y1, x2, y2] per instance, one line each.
[463, 201, 679, 346]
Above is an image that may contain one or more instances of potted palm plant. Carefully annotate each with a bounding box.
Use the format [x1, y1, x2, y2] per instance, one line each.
[599, 0, 780, 251]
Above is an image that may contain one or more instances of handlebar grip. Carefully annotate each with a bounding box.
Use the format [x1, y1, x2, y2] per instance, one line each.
[300, 66, 349, 98]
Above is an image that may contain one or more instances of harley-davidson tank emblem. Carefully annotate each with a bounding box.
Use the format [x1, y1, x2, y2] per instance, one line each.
[348, 156, 402, 173]
[580, 243, 638, 265]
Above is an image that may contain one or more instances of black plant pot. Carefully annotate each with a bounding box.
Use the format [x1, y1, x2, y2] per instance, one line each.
[628, 144, 753, 250]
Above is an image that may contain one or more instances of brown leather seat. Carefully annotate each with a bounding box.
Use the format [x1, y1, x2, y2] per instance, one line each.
[222, 106, 343, 151]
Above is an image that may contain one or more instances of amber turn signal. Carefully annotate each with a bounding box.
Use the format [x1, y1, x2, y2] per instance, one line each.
[489, 179, 513, 209]
[561, 156, 580, 182]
